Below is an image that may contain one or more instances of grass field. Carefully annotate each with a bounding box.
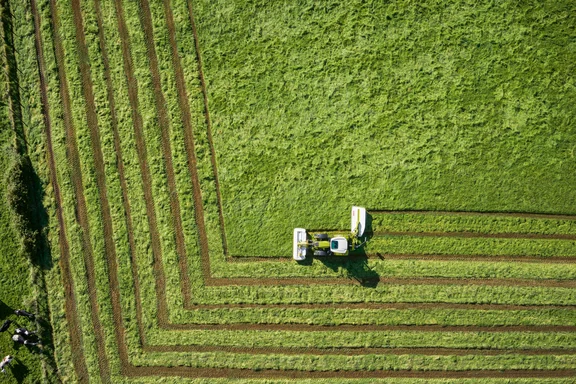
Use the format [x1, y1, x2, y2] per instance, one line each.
[0, 0, 575, 382]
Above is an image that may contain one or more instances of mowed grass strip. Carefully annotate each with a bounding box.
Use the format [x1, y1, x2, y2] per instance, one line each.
[168, 307, 576, 327]
[89, 0, 576, 372]
[188, 283, 576, 306]
[134, 350, 576, 372]
[37, 0, 576, 378]
[370, 212, 576, 236]
[211, 257, 576, 280]
[33, 0, 104, 379]
[149, 329, 576, 350]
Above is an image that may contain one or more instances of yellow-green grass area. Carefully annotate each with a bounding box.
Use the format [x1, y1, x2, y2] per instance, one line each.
[8, 0, 576, 382]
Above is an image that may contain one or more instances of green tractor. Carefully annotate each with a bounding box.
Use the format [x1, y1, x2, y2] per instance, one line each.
[293, 206, 367, 261]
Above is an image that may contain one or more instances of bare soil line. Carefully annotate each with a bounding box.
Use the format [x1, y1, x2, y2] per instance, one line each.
[373, 230, 576, 240]
[228, 254, 576, 264]
[30, 0, 89, 381]
[144, 344, 576, 356]
[48, 0, 110, 380]
[162, 323, 576, 333]
[371, 210, 576, 221]
[188, 302, 576, 310]
[92, 0, 145, 350]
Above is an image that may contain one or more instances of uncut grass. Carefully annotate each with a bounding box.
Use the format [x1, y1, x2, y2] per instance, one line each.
[192, 0, 576, 257]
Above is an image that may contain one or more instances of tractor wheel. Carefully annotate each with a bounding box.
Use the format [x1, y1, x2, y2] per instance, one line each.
[314, 250, 328, 257]
[314, 233, 329, 240]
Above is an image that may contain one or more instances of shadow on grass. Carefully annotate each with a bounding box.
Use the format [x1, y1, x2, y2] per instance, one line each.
[298, 212, 379, 287]
[10, 357, 30, 384]
[0, 299, 14, 319]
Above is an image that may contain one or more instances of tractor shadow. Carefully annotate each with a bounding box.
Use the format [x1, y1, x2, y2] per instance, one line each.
[310, 212, 379, 288]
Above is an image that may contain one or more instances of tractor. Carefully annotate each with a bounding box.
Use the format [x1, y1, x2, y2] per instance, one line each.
[293, 206, 367, 261]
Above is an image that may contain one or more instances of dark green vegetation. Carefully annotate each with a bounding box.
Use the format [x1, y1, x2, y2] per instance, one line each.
[1, 0, 575, 382]
[0, 0, 55, 382]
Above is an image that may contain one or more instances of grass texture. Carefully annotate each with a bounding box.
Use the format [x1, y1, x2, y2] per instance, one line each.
[2, 0, 576, 382]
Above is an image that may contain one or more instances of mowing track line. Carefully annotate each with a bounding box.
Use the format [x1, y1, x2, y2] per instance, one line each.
[92, 0, 146, 351]
[46, 0, 576, 379]
[30, 0, 89, 381]
[49, 0, 110, 380]
[137, 0, 193, 312]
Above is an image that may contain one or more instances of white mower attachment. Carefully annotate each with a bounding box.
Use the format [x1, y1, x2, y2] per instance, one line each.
[293, 228, 307, 261]
[351, 206, 366, 237]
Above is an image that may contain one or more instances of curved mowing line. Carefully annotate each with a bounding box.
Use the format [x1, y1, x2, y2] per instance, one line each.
[90, 1, 576, 377]
[30, 0, 89, 381]
[48, 0, 110, 381]
[101, 0, 576, 378]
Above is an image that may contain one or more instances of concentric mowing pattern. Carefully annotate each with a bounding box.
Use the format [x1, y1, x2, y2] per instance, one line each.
[7, 0, 576, 381]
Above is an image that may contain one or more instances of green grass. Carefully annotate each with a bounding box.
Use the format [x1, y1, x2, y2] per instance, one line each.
[192, 0, 576, 256]
[4, 0, 576, 381]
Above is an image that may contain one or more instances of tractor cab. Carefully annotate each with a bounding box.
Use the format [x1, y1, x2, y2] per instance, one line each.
[293, 206, 367, 261]
[330, 237, 348, 255]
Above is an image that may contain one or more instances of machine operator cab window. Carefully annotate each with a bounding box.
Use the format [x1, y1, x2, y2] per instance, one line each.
[330, 236, 349, 255]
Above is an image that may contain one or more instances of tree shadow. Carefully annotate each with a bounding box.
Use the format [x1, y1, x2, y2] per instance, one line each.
[9, 357, 30, 384]
[0, 299, 13, 319]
